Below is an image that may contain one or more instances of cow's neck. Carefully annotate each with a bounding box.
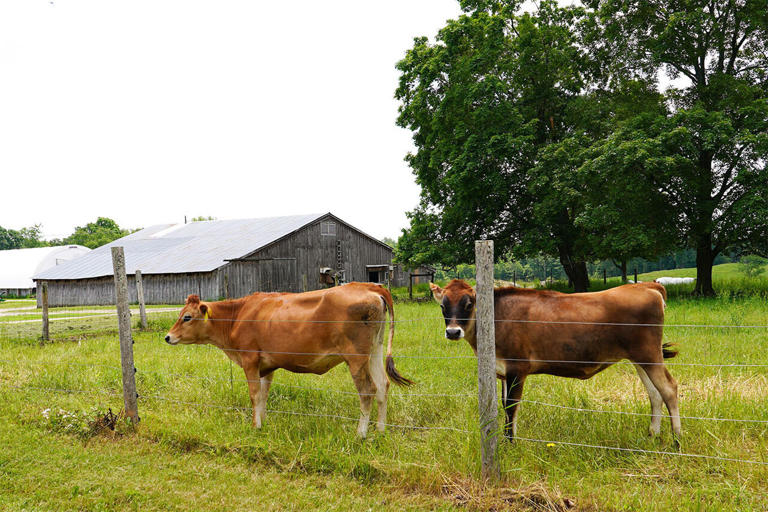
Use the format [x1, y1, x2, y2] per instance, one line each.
[204, 299, 246, 350]
[463, 324, 478, 354]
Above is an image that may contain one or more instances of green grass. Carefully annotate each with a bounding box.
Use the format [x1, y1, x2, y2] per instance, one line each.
[0, 299, 36, 309]
[2, 297, 768, 510]
[639, 262, 768, 281]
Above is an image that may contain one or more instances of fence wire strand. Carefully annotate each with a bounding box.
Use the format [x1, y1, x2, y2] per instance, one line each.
[202, 346, 768, 368]
[182, 316, 768, 329]
[142, 392, 768, 466]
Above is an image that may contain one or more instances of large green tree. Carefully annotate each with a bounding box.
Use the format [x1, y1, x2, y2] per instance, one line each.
[396, 1, 597, 290]
[63, 217, 130, 249]
[395, 0, 677, 291]
[587, 0, 768, 295]
[397, 0, 768, 295]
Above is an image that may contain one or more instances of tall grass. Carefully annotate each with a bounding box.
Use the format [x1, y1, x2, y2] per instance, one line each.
[2, 296, 768, 510]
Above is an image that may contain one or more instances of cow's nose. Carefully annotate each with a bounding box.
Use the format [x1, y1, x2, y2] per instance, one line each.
[445, 327, 463, 340]
[164, 335, 171, 343]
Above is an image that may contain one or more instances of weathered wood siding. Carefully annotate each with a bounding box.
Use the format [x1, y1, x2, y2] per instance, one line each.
[37, 271, 220, 307]
[220, 215, 394, 298]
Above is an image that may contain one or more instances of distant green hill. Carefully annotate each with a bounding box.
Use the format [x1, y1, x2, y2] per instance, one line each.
[639, 262, 767, 281]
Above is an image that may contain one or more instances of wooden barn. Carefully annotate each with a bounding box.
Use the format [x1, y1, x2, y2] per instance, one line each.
[34, 213, 401, 306]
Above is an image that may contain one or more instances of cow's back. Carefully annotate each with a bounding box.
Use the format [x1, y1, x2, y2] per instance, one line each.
[228, 283, 387, 373]
[493, 284, 665, 376]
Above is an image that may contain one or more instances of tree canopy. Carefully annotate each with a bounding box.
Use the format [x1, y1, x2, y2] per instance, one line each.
[396, 0, 768, 294]
[62, 217, 130, 249]
[0, 225, 46, 250]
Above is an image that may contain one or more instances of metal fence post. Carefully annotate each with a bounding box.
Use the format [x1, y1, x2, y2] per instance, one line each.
[475, 240, 499, 479]
[112, 247, 139, 424]
[135, 270, 147, 330]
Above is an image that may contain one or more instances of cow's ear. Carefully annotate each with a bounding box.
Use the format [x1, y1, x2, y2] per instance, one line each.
[429, 283, 444, 302]
[199, 303, 209, 316]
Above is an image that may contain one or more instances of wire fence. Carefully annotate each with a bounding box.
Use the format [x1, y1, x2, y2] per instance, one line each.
[3, 304, 768, 471]
[6, 381, 768, 467]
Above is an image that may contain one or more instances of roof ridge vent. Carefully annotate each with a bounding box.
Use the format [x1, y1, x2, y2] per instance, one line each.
[148, 224, 186, 238]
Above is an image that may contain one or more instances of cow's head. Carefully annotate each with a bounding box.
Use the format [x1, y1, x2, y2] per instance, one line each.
[165, 294, 213, 345]
[430, 279, 476, 340]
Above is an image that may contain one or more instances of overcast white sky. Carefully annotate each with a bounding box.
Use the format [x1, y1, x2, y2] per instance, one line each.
[0, 1, 463, 240]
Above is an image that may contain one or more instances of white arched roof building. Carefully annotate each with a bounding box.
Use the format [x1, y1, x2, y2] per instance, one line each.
[0, 245, 91, 297]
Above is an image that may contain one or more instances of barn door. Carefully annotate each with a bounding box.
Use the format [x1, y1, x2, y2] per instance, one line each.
[258, 258, 297, 292]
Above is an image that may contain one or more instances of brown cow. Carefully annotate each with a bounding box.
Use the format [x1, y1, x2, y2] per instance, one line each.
[165, 283, 413, 438]
[430, 279, 681, 442]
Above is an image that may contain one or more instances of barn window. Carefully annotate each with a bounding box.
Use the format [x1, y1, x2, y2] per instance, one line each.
[321, 221, 336, 236]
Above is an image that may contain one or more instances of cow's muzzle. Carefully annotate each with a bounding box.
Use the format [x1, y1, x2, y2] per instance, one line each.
[165, 334, 179, 345]
[445, 327, 464, 340]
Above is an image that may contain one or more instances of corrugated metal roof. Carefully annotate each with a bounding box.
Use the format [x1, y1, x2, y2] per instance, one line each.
[34, 214, 326, 280]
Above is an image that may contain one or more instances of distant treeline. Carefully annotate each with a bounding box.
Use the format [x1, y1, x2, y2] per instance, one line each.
[0, 218, 131, 250]
[433, 250, 737, 283]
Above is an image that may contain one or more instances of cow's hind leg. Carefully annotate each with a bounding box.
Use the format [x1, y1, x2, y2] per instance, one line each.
[634, 364, 664, 436]
[642, 363, 682, 443]
[243, 364, 262, 428]
[348, 356, 375, 438]
[504, 373, 526, 441]
[369, 328, 389, 432]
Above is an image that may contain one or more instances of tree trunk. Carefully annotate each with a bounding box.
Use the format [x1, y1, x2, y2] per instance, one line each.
[571, 261, 589, 292]
[694, 234, 716, 296]
[611, 259, 628, 282]
[559, 247, 589, 292]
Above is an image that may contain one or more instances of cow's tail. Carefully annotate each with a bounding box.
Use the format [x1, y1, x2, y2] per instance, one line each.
[380, 288, 414, 387]
[649, 283, 675, 358]
[662, 342, 678, 359]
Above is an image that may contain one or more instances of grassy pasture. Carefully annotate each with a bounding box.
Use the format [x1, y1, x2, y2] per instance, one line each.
[1, 291, 768, 511]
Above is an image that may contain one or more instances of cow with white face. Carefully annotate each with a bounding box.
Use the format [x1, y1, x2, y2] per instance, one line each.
[431, 279, 681, 443]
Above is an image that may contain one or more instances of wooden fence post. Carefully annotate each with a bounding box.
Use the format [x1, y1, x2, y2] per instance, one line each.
[634, 268, 638, 283]
[475, 240, 499, 479]
[135, 270, 147, 330]
[41, 282, 49, 343]
[603, 269, 607, 284]
[112, 247, 139, 424]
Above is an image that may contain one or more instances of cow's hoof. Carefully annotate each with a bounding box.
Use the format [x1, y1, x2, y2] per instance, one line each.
[672, 435, 682, 451]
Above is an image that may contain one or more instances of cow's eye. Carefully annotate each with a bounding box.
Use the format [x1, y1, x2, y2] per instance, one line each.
[465, 301, 474, 311]
[183, 315, 192, 322]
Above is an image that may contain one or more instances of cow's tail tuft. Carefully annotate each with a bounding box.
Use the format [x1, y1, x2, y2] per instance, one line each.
[662, 342, 678, 359]
[380, 288, 415, 387]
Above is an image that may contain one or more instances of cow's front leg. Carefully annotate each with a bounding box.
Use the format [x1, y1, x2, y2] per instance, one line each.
[243, 365, 262, 428]
[504, 373, 526, 441]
